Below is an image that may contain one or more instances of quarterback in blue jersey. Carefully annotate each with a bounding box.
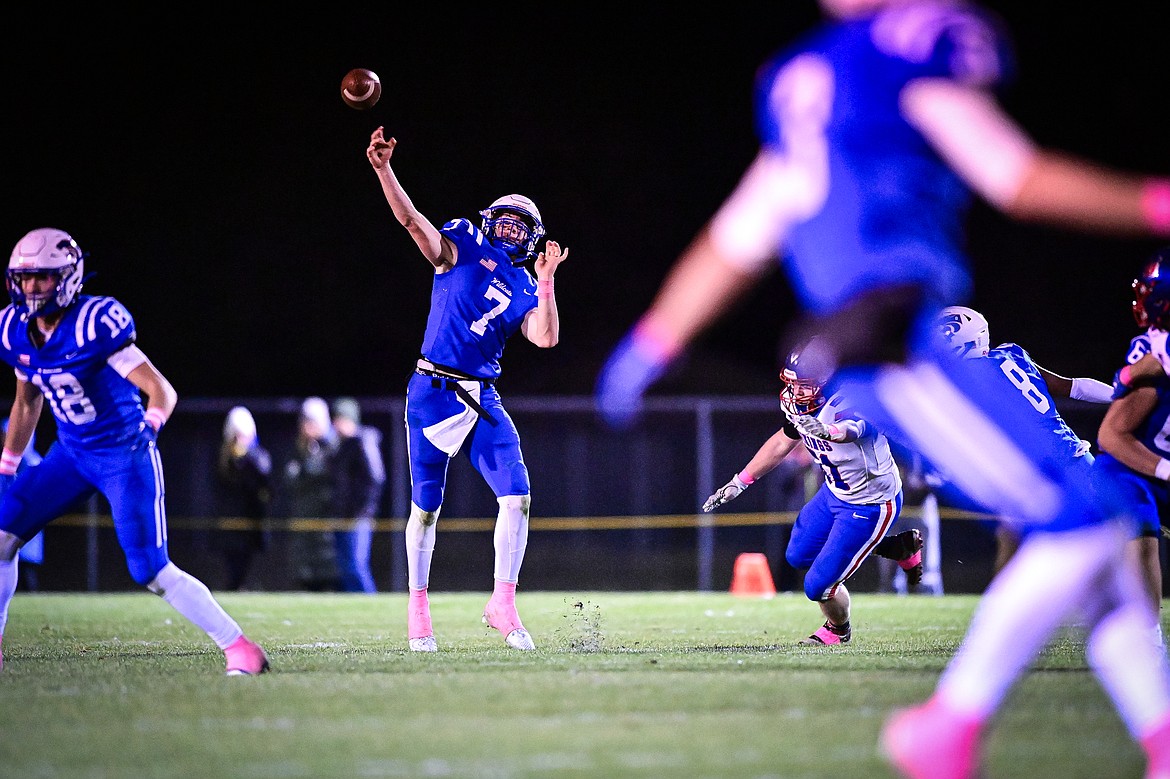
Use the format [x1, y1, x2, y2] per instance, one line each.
[703, 338, 920, 645]
[594, 1, 1170, 776]
[0, 228, 268, 675]
[1096, 251, 1170, 649]
[367, 127, 568, 653]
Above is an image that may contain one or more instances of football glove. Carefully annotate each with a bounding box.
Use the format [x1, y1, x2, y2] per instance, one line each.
[703, 473, 751, 512]
[788, 413, 846, 442]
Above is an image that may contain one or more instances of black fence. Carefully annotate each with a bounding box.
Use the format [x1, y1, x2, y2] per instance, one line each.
[17, 395, 1137, 596]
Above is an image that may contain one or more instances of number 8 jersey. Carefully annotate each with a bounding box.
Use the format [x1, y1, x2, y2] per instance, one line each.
[0, 295, 149, 450]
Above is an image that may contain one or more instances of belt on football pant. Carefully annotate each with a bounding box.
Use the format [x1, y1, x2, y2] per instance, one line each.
[414, 358, 498, 426]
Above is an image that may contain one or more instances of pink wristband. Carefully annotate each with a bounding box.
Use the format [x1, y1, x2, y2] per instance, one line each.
[537, 279, 554, 298]
[0, 448, 21, 476]
[144, 408, 167, 432]
[737, 469, 755, 485]
[1119, 365, 1133, 387]
[1141, 179, 1170, 235]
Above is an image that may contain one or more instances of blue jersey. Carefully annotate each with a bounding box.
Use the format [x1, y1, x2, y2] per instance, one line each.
[1115, 331, 1170, 458]
[0, 295, 147, 451]
[753, 2, 1013, 314]
[985, 343, 1085, 461]
[419, 218, 538, 379]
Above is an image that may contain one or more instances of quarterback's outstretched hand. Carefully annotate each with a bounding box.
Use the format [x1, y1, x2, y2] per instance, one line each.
[366, 126, 397, 170]
[703, 473, 751, 512]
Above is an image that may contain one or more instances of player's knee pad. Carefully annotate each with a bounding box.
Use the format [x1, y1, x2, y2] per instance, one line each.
[0, 530, 21, 562]
[803, 575, 836, 603]
[409, 502, 441, 528]
[145, 561, 183, 595]
[497, 494, 530, 518]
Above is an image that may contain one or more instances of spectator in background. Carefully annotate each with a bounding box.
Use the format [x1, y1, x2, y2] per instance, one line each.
[213, 406, 272, 591]
[278, 397, 339, 592]
[330, 397, 385, 594]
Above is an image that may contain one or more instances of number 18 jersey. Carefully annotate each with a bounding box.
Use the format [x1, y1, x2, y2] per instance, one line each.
[0, 295, 148, 451]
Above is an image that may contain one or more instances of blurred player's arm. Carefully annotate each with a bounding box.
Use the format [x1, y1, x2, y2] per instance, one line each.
[703, 426, 801, 512]
[520, 241, 569, 348]
[902, 79, 1170, 237]
[1, 379, 44, 474]
[1035, 365, 1113, 403]
[1097, 386, 1170, 480]
[1114, 353, 1166, 398]
[365, 126, 454, 271]
[595, 152, 796, 426]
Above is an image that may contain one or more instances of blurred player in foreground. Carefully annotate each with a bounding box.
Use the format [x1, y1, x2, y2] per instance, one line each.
[1096, 250, 1170, 649]
[594, 1, 1170, 776]
[367, 127, 568, 652]
[704, 338, 921, 644]
[0, 228, 268, 675]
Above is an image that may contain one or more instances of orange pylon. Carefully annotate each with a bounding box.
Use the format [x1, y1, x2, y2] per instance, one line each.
[730, 552, 776, 598]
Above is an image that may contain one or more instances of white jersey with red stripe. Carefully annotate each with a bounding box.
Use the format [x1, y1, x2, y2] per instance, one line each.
[783, 392, 902, 505]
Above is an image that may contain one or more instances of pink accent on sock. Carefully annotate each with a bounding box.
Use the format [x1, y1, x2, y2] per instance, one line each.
[408, 589, 433, 640]
[492, 580, 517, 605]
[898, 550, 923, 571]
[881, 697, 983, 779]
[1142, 714, 1170, 778]
[483, 598, 524, 636]
[811, 625, 843, 645]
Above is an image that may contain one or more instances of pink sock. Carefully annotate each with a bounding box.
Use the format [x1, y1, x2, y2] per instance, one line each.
[408, 589, 432, 639]
[492, 580, 517, 606]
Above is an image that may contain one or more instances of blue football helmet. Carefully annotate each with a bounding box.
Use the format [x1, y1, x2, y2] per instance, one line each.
[779, 337, 834, 416]
[479, 194, 545, 266]
[6, 227, 86, 318]
[1132, 247, 1170, 331]
[936, 305, 990, 359]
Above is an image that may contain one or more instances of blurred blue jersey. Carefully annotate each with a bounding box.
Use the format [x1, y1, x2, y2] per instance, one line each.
[753, 3, 1014, 314]
[1116, 331, 1170, 457]
[0, 295, 147, 451]
[984, 343, 1086, 460]
[420, 218, 538, 379]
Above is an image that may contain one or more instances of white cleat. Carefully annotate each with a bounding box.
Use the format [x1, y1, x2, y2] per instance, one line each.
[503, 628, 535, 651]
[409, 636, 438, 652]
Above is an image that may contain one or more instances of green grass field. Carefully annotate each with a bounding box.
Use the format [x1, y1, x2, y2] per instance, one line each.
[0, 591, 1145, 778]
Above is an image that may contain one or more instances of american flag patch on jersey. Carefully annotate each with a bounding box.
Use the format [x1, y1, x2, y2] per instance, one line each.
[480, 258, 497, 272]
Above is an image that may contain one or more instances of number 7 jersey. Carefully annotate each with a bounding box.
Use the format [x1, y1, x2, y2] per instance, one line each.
[419, 218, 539, 379]
[0, 295, 148, 450]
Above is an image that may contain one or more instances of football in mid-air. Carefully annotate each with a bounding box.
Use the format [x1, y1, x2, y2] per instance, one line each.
[341, 68, 381, 110]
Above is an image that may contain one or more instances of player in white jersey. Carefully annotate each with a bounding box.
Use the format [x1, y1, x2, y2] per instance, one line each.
[366, 127, 568, 652]
[0, 228, 268, 675]
[703, 338, 920, 644]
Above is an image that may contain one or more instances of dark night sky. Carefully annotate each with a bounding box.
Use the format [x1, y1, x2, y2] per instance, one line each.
[4, 6, 1168, 402]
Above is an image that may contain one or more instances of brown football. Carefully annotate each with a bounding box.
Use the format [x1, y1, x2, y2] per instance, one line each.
[341, 68, 381, 110]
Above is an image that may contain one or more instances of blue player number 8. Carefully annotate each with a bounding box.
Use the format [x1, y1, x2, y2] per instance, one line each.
[1000, 358, 1050, 414]
[33, 372, 98, 425]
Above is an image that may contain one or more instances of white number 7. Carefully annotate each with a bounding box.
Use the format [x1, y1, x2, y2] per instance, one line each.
[470, 286, 510, 336]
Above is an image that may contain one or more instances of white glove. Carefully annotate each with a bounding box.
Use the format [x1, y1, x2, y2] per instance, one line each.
[703, 473, 751, 512]
[788, 413, 845, 442]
